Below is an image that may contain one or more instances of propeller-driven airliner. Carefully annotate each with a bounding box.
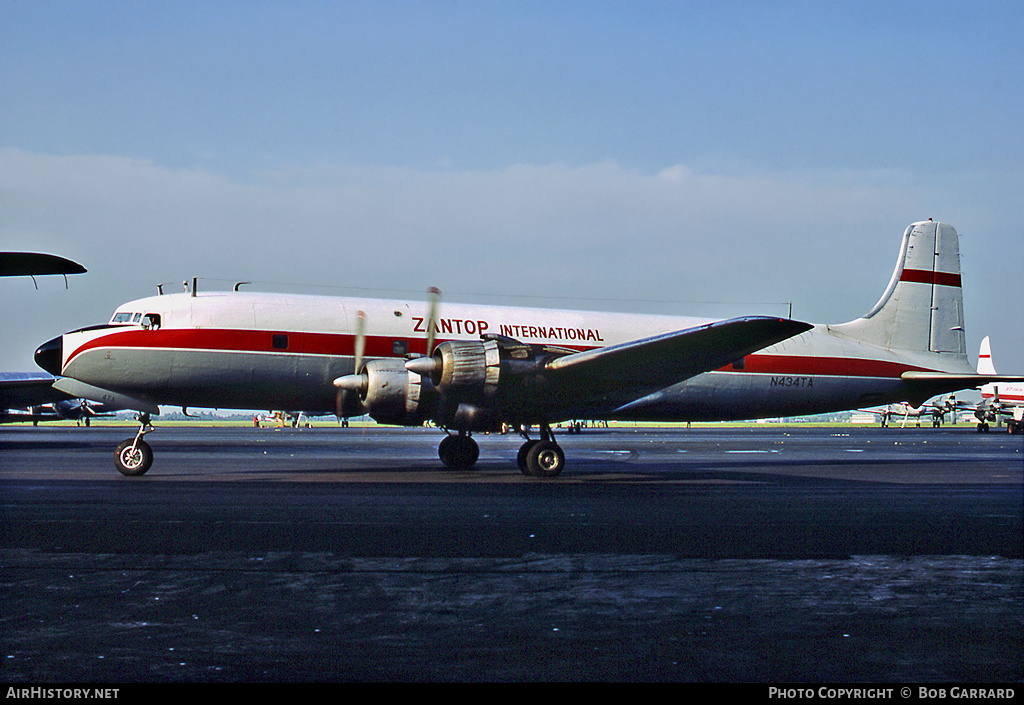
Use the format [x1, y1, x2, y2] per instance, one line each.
[34, 220, 1022, 477]
[973, 336, 1024, 434]
[0, 387, 115, 425]
[861, 396, 961, 428]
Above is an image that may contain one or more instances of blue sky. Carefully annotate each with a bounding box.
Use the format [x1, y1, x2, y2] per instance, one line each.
[2, 0, 1022, 377]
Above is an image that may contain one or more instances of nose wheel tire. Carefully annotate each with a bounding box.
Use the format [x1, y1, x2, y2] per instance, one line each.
[115, 439, 153, 476]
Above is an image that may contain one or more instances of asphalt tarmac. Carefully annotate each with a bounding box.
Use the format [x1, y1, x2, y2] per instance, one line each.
[1, 423, 1021, 683]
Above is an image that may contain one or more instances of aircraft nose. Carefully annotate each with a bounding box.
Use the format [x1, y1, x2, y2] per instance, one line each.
[35, 336, 63, 376]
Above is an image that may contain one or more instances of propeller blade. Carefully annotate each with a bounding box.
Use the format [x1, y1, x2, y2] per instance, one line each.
[353, 310, 367, 374]
[425, 287, 440, 354]
[336, 309, 367, 418]
[334, 371, 367, 417]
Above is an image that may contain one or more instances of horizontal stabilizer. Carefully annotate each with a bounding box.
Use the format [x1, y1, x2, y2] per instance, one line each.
[53, 378, 161, 415]
[900, 371, 1024, 407]
[546, 316, 812, 401]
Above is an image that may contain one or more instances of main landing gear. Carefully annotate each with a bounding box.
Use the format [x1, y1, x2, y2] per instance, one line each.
[517, 438, 565, 477]
[436, 424, 566, 478]
[438, 432, 480, 470]
[516, 424, 566, 478]
[114, 413, 155, 476]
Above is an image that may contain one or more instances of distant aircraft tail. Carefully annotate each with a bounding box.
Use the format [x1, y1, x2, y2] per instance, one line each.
[977, 335, 996, 375]
[834, 220, 966, 357]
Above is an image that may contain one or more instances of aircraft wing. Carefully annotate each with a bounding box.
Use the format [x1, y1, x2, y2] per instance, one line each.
[544, 316, 813, 409]
[0, 252, 87, 277]
[52, 378, 161, 415]
[900, 371, 1024, 407]
[0, 373, 72, 409]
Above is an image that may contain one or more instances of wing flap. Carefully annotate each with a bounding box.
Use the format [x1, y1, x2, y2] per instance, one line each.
[544, 316, 813, 404]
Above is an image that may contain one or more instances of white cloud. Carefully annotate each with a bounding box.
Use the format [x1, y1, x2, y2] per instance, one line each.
[1, 152, 909, 297]
[2, 148, 1019, 373]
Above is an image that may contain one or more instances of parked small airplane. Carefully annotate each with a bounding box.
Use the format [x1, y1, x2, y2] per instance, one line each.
[34, 220, 1022, 477]
[973, 336, 1024, 434]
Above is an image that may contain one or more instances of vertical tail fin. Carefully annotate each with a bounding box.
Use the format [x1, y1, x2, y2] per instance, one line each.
[835, 221, 966, 355]
[977, 336, 996, 374]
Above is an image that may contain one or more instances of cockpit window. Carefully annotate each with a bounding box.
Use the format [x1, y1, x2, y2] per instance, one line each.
[110, 311, 161, 329]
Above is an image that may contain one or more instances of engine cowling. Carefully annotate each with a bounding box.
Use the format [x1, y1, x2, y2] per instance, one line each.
[337, 359, 435, 426]
[433, 339, 502, 397]
[408, 336, 572, 431]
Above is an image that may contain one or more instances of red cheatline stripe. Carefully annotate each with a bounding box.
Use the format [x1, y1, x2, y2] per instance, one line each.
[983, 392, 1024, 403]
[67, 328, 438, 364]
[67, 328, 940, 381]
[900, 268, 962, 287]
[66, 328, 597, 365]
[716, 354, 932, 379]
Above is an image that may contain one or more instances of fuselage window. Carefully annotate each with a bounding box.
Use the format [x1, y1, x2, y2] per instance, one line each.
[272, 334, 289, 350]
[732, 357, 746, 370]
[393, 339, 408, 355]
[141, 314, 161, 330]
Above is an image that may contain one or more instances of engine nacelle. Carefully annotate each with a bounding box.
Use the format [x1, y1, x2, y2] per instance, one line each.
[358, 359, 435, 426]
[433, 339, 502, 397]
[417, 336, 572, 430]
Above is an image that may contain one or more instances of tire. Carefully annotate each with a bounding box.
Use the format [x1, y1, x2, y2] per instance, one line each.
[517, 440, 540, 475]
[438, 435, 479, 471]
[115, 439, 153, 476]
[526, 440, 565, 478]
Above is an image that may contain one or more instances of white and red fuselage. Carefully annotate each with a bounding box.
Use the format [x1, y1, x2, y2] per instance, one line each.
[39, 281, 976, 424]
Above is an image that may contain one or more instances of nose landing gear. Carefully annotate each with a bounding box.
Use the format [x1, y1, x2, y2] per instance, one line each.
[114, 413, 155, 476]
